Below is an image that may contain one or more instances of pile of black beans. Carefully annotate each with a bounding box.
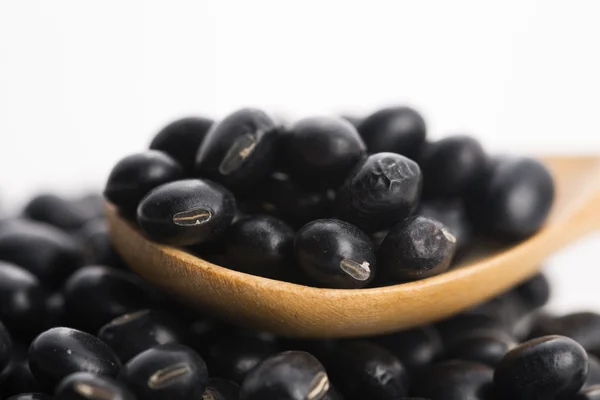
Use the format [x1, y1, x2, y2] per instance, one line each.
[0, 195, 598, 400]
[0, 106, 579, 400]
[105, 107, 555, 288]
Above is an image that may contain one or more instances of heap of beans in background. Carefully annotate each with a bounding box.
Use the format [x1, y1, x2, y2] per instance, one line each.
[105, 106, 555, 289]
[0, 194, 598, 399]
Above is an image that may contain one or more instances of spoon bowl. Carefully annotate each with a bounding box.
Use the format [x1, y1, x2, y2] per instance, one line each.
[107, 155, 600, 338]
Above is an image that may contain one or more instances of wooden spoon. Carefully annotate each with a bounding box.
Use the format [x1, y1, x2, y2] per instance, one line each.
[106, 155, 600, 338]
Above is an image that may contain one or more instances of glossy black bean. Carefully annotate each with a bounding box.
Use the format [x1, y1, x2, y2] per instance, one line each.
[358, 106, 427, 160]
[585, 355, 600, 388]
[119, 343, 208, 400]
[55, 372, 135, 400]
[224, 215, 294, 279]
[104, 151, 186, 218]
[326, 341, 408, 400]
[435, 314, 513, 348]
[240, 350, 330, 400]
[195, 108, 279, 189]
[0, 262, 47, 338]
[0, 219, 83, 288]
[418, 200, 472, 254]
[203, 377, 240, 400]
[446, 333, 516, 367]
[514, 272, 551, 310]
[336, 152, 422, 232]
[494, 335, 588, 399]
[379, 216, 456, 282]
[6, 394, 52, 400]
[373, 326, 443, 373]
[413, 360, 493, 400]
[28, 327, 121, 391]
[2, 358, 42, 397]
[529, 312, 600, 353]
[0, 320, 12, 381]
[571, 385, 600, 400]
[208, 334, 279, 384]
[98, 309, 185, 363]
[247, 172, 333, 229]
[64, 266, 158, 333]
[421, 135, 487, 199]
[137, 179, 236, 246]
[23, 194, 99, 231]
[150, 116, 214, 172]
[294, 219, 376, 289]
[282, 116, 366, 190]
[466, 156, 555, 241]
[77, 218, 125, 268]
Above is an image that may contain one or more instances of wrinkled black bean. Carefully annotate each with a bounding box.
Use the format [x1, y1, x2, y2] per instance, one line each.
[336, 152, 422, 232]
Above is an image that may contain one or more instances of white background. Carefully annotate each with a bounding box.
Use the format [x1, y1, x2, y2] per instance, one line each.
[1, 0, 600, 314]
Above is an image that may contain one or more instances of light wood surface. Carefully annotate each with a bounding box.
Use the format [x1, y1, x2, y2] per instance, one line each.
[106, 156, 600, 338]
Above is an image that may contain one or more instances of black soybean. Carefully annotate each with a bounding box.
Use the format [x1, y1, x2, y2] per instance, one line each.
[418, 200, 472, 254]
[413, 360, 493, 400]
[446, 333, 516, 367]
[283, 116, 366, 190]
[55, 372, 136, 400]
[529, 312, 600, 353]
[64, 266, 157, 333]
[421, 135, 487, 199]
[435, 314, 513, 348]
[150, 116, 213, 172]
[465, 292, 531, 340]
[378, 216, 456, 282]
[203, 377, 240, 400]
[295, 219, 376, 289]
[466, 156, 555, 241]
[0, 219, 83, 288]
[240, 351, 330, 400]
[225, 215, 294, 279]
[494, 335, 588, 399]
[104, 151, 185, 218]
[195, 108, 278, 189]
[23, 193, 97, 231]
[373, 326, 443, 373]
[358, 106, 427, 160]
[208, 334, 279, 384]
[514, 272, 551, 310]
[28, 327, 121, 391]
[336, 152, 422, 232]
[98, 309, 186, 363]
[137, 179, 236, 246]
[325, 341, 408, 400]
[119, 343, 208, 400]
[0, 262, 47, 338]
